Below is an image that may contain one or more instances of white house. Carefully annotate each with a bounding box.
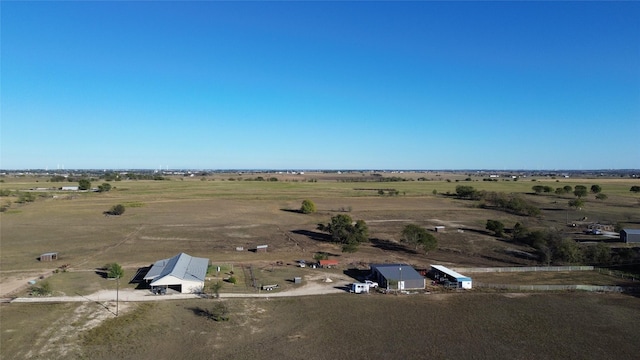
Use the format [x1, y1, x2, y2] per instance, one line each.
[143, 253, 209, 294]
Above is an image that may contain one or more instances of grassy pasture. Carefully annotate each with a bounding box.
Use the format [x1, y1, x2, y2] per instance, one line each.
[2, 293, 639, 359]
[1, 175, 639, 294]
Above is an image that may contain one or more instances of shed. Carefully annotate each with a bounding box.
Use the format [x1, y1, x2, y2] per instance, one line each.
[434, 226, 445, 232]
[429, 265, 472, 289]
[256, 245, 268, 253]
[318, 259, 339, 268]
[369, 264, 425, 290]
[143, 253, 209, 294]
[620, 229, 640, 243]
[39, 252, 58, 261]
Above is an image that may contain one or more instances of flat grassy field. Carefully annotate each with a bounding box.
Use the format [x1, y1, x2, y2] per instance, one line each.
[1, 173, 639, 359]
[2, 292, 639, 360]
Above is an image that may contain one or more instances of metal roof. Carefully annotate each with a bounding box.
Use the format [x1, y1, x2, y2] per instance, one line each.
[370, 264, 424, 281]
[144, 253, 209, 283]
[431, 265, 472, 281]
[622, 229, 640, 235]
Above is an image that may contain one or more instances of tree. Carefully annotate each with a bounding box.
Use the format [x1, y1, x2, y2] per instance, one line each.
[630, 186, 640, 194]
[455, 185, 478, 199]
[317, 214, 369, 253]
[595, 193, 608, 200]
[563, 185, 573, 194]
[106, 204, 125, 216]
[78, 178, 91, 190]
[573, 185, 588, 198]
[512, 222, 528, 242]
[590, 184, 602, 194]
[98, 183, 112, 192]
[105, 263, 124, 279]
[300, 199, 317, 214]
[532, 185, 545, 194]
[568, 198, 584, 210]
[401, 224, 437, 252]
[210, 281, 223, 298]
[485, 220, 505, 237]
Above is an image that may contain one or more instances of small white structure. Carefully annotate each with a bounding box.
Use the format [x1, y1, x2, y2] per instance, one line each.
[61, 186, 79, 191]
[350, 283, 370, 294]
[434, 226, 445, 232]
[143, 253, 209, 294]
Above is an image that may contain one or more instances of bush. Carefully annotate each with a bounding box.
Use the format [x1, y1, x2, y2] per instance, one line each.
[227, 276, 237, 284]
[105, 204, 125, 216]
[30, 281, 52, 296]
[300, 199, 317, 214]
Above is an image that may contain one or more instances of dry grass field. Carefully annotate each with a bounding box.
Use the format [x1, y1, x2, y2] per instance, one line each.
[2, 293, 640, 360]
[1, 172, 639, 359]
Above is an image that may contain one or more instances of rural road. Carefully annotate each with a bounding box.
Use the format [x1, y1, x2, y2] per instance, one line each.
[9, 280, 352, 303]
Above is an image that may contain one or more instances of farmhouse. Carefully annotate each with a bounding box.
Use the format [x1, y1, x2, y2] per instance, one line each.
[429, 265, 472, 289]
[369, 264, 425, 290]
[143, 253, 209, 294]
[620, 229, 640, 244]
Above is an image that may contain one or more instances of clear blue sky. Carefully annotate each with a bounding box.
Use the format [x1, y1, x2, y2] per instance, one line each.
[2, 1, 639, 170]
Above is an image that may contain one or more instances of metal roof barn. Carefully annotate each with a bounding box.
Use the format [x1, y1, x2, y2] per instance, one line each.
[370, 264, 425, 290]
[620, 229, 640, 243]
[143, 253, 209, 294]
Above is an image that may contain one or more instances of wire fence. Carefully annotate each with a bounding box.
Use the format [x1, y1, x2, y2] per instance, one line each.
[450, 266, 639, 292]
[452, 266, 594, 273]
[475, 283, 627, 292]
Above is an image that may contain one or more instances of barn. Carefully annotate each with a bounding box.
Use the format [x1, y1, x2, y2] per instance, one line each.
[369, 264, 425, 290]
[429, 265, 472, 289]
[620, 229, 640, 243]
[143, 253, 209, 294]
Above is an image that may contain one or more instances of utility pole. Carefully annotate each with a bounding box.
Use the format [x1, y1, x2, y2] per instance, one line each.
[116, 276, 119, 317]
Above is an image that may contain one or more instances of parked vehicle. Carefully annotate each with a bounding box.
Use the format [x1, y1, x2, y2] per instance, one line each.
[261, 284, 279, 291]
[350, 283, 370, 294]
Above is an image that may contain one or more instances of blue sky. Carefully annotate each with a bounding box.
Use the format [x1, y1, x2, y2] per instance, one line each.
[2, 1, 639, 170]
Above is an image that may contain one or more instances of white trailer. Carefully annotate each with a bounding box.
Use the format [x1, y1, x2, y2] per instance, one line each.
[350, 282, 370, 294]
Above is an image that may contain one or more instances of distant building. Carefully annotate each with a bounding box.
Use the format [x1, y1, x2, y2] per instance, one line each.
[369, 264, 425, 290]
[143, 253, 209, 294]
[39, 252, 58, 261]
[61, 186, 79, 191]
[620, 229, 640, 244]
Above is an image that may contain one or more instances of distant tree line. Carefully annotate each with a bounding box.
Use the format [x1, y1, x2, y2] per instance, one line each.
[452, 185, 541, 217]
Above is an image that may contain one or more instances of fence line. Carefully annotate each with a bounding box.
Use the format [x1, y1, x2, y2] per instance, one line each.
[452, 266, 594, 273]
[475, 283, 627, 292]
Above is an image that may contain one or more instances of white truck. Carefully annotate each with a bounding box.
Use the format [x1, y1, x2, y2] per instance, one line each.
[365, 280, 379, 288]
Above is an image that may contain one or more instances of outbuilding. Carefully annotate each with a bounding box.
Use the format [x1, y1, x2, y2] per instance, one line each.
[318, 259, 339, 268]
[143, 253, 209, 294]
[39, 252, 58, 261]
[429, 265, 472, 289]
[369, 264, 425, 290]
[620, 229, 640, 243]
